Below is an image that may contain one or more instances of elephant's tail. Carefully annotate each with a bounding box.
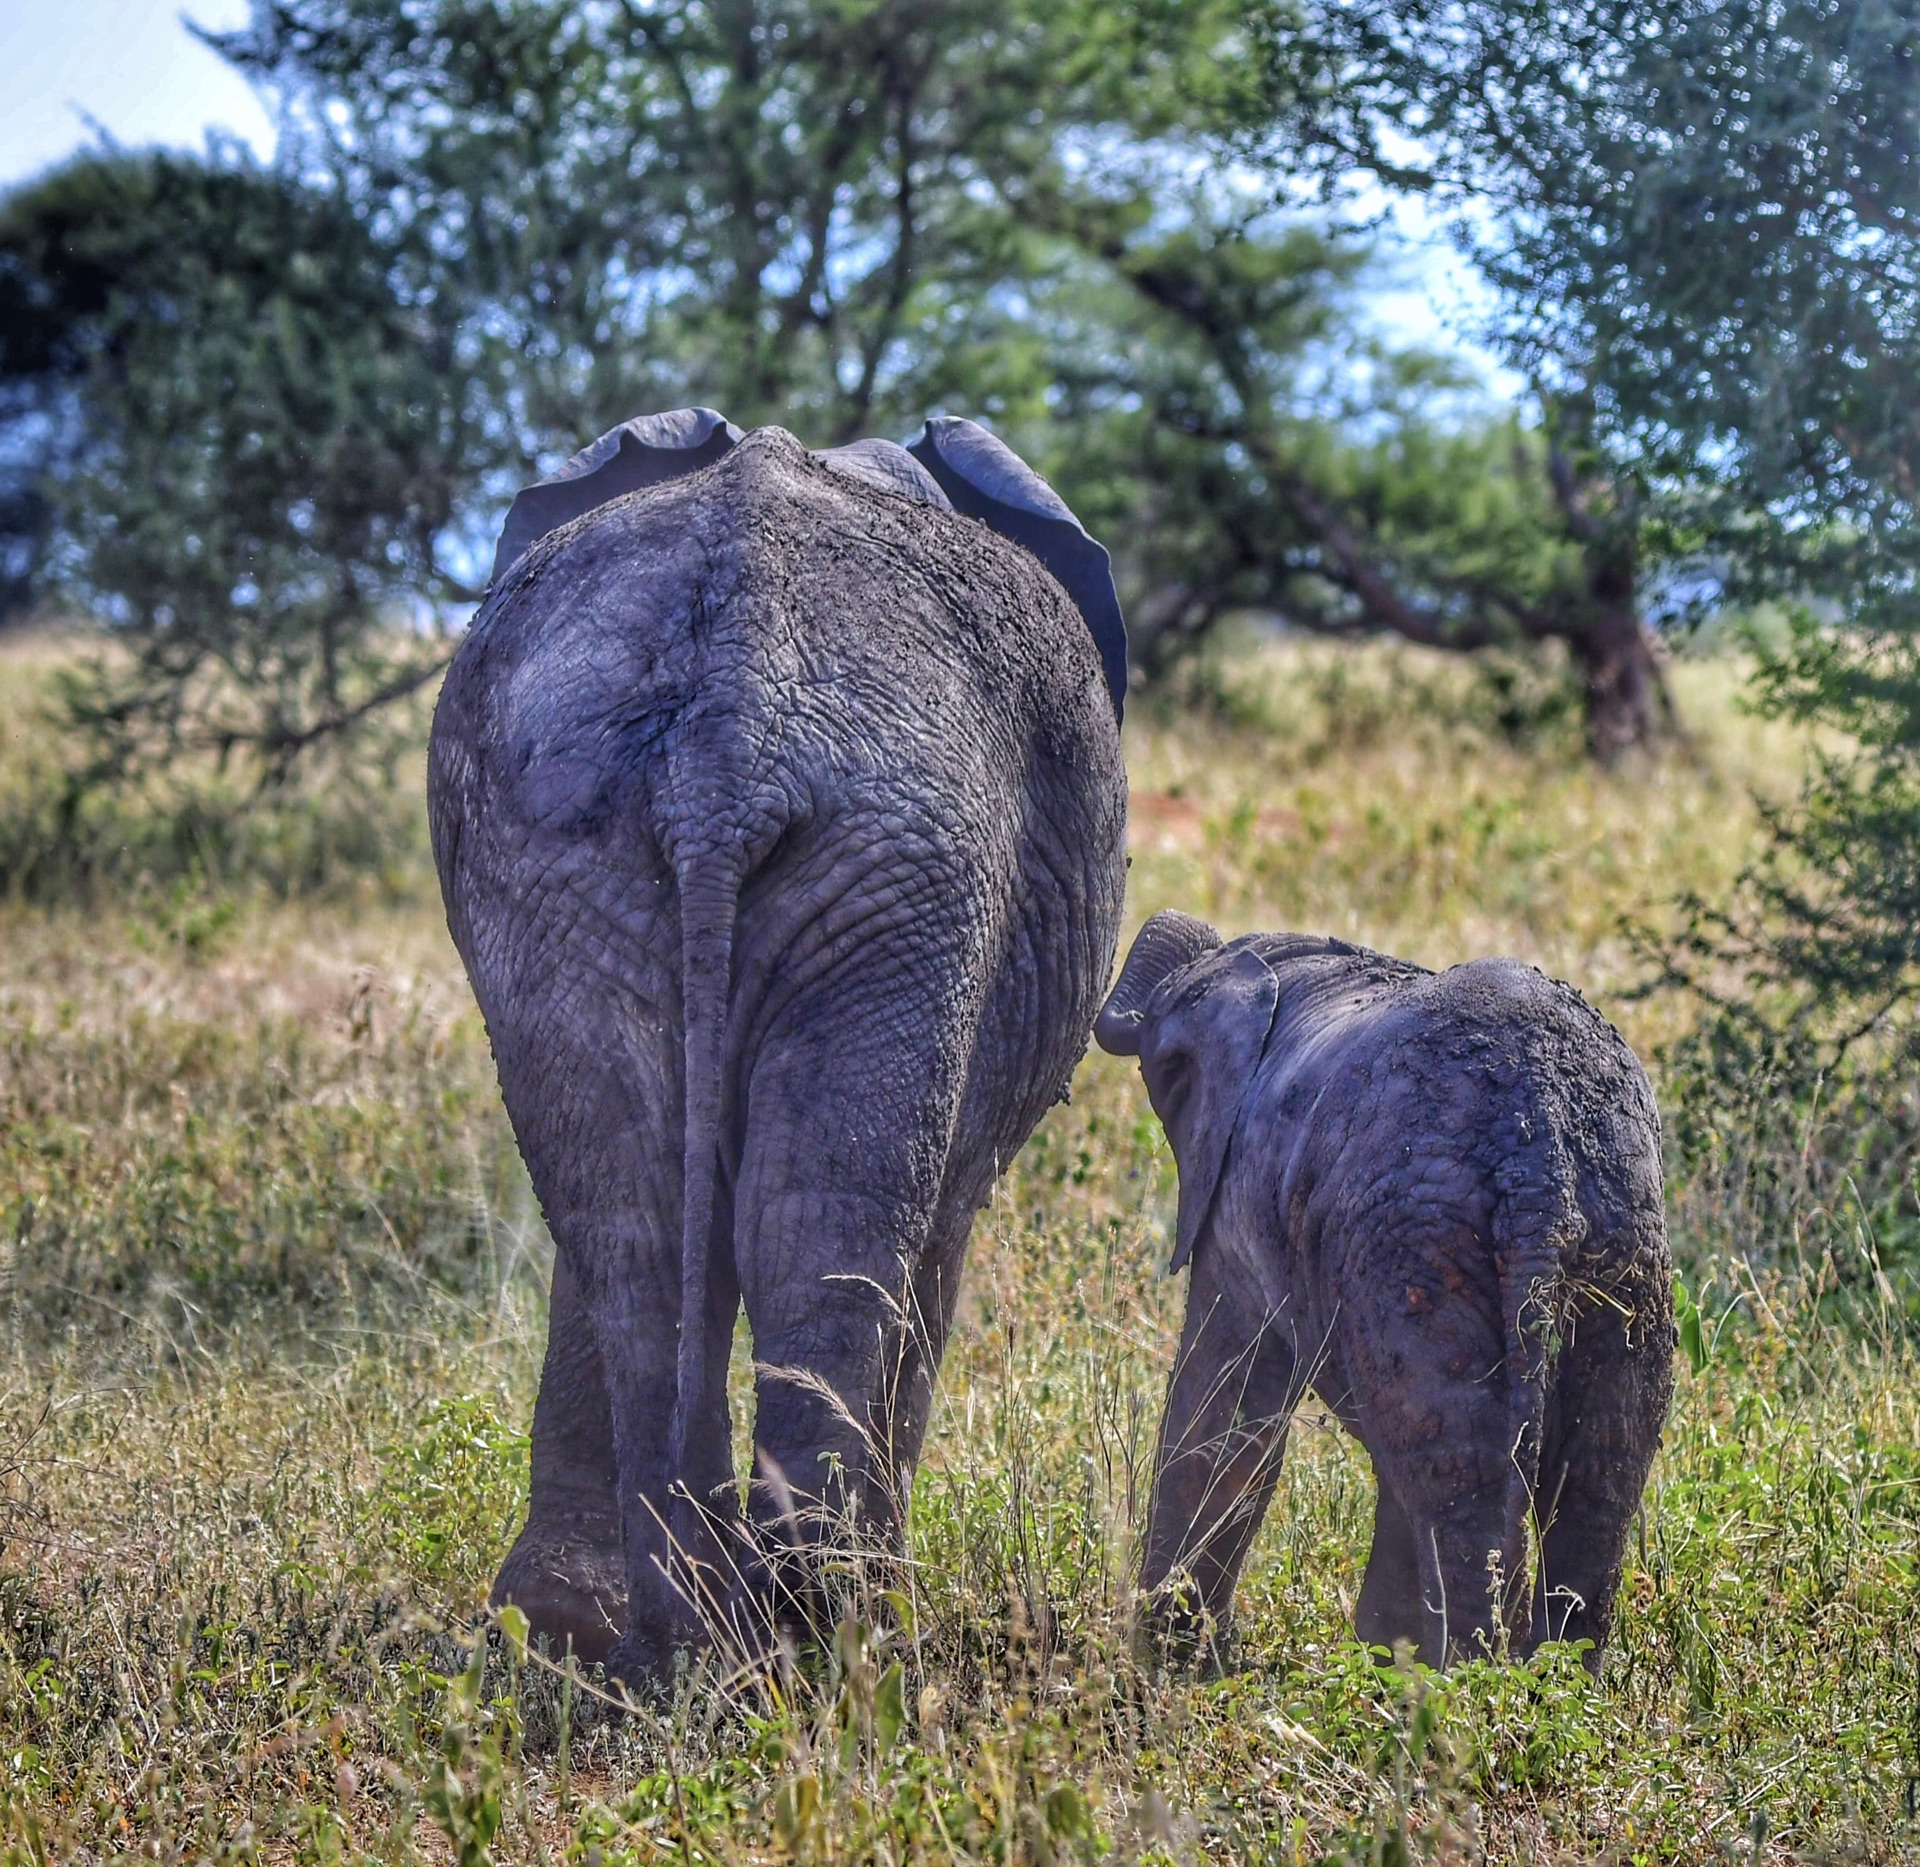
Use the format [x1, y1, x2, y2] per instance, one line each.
[669, 840, 743, 1548]
[1492, 1138, 1582, 1647]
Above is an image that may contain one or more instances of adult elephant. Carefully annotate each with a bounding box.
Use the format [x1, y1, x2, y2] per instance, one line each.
[429, 410, 1128, 1680]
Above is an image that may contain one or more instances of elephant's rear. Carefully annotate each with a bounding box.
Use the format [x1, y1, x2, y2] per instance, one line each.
[1313, 956, 1671, 1664]
[429, 428, 1124, 1177]
[428, 427, 1126, 1672]
[1443, 959, 1673, 1661]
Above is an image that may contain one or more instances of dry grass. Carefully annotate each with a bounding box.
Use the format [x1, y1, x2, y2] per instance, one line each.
[2, 638, 1914, 1864]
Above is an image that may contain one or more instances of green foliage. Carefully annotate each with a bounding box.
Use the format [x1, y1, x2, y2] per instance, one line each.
[209, 0, 1247, 446]
[420, 1633, 516, 1867]
[1319, 0, 1920, 589]
[0, 150, 470, 786]
[1648, 639, 1920, 1308]
[375, 1397, 532, 1601]
[1359, 0, 1920, 738]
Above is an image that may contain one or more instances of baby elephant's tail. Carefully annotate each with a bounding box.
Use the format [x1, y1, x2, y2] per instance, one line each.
[1492, 1137, 1584, 1649]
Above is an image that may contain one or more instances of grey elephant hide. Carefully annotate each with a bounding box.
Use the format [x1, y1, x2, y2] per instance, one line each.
[1097, 913, 1674, 1671]
[431, 419, 1128, 1681]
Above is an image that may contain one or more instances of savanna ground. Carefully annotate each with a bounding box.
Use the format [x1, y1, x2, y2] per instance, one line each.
[3, 631, 1917, 1864]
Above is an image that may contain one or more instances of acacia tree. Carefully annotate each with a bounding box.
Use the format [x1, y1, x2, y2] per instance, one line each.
[0, 149, 473, 784]
[1300, 0, 1920, 1025]
[1018, 202, 1679, 754]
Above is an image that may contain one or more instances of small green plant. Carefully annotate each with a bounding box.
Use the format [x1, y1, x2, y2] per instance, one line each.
[1671, 1273, 1739, 1376]
[419, 1629, 516, 1867]
[375, 1396, 531, 1597]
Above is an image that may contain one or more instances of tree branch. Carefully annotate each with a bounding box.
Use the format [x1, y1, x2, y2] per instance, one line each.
[837, 52, 919, 441]
[1545, 442, 1606, 543]
[249, 648, 456, 779]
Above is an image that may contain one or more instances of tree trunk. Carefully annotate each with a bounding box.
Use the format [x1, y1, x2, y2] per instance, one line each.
[1569, 600, 1669, 761]
[1544, 449, 1679, 759]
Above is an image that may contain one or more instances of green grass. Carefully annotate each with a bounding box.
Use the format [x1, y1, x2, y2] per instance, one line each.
[3, 635, 1916, 1863]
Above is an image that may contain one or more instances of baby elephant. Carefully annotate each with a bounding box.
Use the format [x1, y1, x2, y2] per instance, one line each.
[1096, 912, 1674, 1669]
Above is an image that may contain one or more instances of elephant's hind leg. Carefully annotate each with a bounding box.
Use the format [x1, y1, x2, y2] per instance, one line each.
[730, 930, 979, 1635]
[1354, 1477, 1426, 1658]
[1530, 1249, 1674, 1667]
[482, 943, 727, 1683]
[1346, 1232, 1519, 1667]
[492, 1250, 626, 1663]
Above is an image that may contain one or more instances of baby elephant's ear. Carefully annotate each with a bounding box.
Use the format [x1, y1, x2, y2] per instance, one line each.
[907, 416, 1129, 721]
[1096, 911, 1222, 1055]
[1163, 947, 1280, 1274]
[491, 407, 744, 583]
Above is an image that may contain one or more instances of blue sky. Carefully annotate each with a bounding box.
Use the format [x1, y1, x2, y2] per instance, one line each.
[0, 2, 273, 188]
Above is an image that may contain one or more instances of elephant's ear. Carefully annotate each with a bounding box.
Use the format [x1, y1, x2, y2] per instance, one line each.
[1102, 929, 1278, 1274]
[491, 407, 744, 583]
[907, 416, 1129, 722]
[1162, 948, 1280, 1273]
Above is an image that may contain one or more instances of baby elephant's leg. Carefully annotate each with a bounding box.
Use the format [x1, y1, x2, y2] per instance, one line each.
[1346, 1246, 1521, 1667]
[1354, 1478, 1425, 1656]
[1379, 1464, 1514, 1667]
[1141, 1238, 1299, 1651]
[1532, 1260, 1674, 1665]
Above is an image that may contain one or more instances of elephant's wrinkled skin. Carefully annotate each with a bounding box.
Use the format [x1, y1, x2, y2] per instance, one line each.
[1096, 913, 1673, 1669]
[430, 425, 1127, 1680]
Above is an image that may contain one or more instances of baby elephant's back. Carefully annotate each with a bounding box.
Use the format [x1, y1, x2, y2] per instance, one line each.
[1405, 956, 1664, 1259]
